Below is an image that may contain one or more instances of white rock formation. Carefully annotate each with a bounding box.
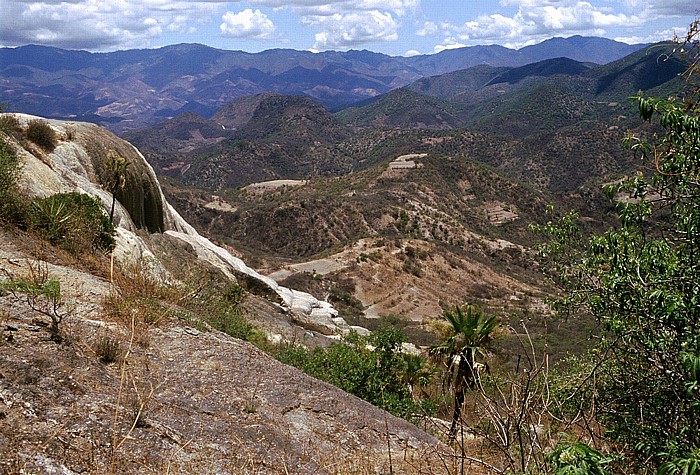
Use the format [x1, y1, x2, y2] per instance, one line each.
[6, 113, 345, 333]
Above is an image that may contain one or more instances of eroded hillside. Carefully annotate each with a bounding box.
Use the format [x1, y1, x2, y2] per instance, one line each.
[0, 115, 457, 474]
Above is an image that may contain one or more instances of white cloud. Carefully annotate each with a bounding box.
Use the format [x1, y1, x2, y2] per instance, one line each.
[622, 0, 699, 17]
[434, 38, 466, 54]
[248, 0, 418, 16]
[403, 48, 421, 56]
[433, 0, 644, 49]
[0, 0, 222, 50]
[417, 21, 438, 37]
[220, 9, 277, 39]
[305, 10, 399, 50]
[615, 26, 691, 44]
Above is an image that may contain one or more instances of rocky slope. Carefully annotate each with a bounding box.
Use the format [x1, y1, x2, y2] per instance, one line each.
[0, 114, 448, 473]
[8, 113, 346, 334]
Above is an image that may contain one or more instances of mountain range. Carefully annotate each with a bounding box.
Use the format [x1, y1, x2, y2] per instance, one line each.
[0, 36, 645, 131]
[0, 35, 690, 347]
[121, 42, 686, 192]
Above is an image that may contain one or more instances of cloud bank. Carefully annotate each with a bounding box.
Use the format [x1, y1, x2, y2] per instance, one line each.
[0, 0, 695, 53]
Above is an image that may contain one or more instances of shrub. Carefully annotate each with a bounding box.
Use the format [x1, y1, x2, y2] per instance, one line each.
[26, 119, 57, 150]
[0, 114, 21, 136]
[196, 283, 260, 341]
[95, 334, 122, 364]
[0, 137, 29, 224]
[534, 88, 700, 469]
[546, 435, 614, 475]
[30, 192, 115, 254]
[276, 327, 428, 420]
[1, 262, 67, 342]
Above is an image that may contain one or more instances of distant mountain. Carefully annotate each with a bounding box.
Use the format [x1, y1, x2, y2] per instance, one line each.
[335, 88, 464, 130]
[120, 111, 228, 155]
[362, 43, 685, 134]
[212, 93, 277, 130]
[404, 36, 645, 75]
[124, 93, 353, 189]
[340, 57, 597, 132]
[517, 35, 644, 64]
[0, 36, 645, 131]
[233, 93, 349, 142]
[484, 57, 592, 86]
[584, 43, 688, 99]
[124, 41, 686, 190]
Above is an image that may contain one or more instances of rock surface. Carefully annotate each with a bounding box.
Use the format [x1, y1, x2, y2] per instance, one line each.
[0, 115, 451, 473]
[0, 284, 439, 473]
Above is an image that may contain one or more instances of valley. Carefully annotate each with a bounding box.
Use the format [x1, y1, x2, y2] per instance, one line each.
[1, 31, 698, 473]
[122, 39, 689, 366]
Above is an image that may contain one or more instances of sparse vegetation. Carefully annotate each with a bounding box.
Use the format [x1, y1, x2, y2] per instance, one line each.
[26, 118, 57, 150]
[1, 261, 67, 341]
[2, 25, 699, 475]
[0, 136, 29, 224]
[31, 192, 115, 254]
[102, 151, 129, 222]
[95, 333, 122, 364]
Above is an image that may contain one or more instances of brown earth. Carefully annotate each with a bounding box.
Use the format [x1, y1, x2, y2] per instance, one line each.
[0, 229, 468, 474]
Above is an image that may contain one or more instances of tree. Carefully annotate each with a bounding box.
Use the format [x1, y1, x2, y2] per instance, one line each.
[535, 24, 700, 471]
[430, 304, 498, 440]
[102, 151, 129, 223]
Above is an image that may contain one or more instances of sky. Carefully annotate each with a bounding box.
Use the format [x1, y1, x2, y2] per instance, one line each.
[0, 0, 697, 56]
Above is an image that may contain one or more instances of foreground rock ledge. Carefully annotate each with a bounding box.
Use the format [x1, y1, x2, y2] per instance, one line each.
[0, 287, 443, 474]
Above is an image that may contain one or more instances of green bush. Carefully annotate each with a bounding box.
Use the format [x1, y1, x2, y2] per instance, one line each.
[276, 327, 430, 420]
[185, 282, 266, 344]
[26, 119, 57, 150]
[546, 435, 614, 475]
[0, 138, 29, 228]
[534, 92, 700, 469]
[1, 266, 66, 341]
[30, 192, 115, 254]
[0, 137, 29, 224]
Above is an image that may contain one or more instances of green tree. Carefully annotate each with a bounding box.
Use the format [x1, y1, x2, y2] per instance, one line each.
[430, 304, 498, 440]
[535, 33, 700, 469]
[102, 151, 129, 223]
[402, 353, 434, 400]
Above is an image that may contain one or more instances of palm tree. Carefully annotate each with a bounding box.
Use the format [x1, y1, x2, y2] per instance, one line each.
[430, 304, 498, 440]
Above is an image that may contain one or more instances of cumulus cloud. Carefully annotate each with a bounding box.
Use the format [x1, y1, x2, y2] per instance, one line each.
[622, 0, 699, 17]
[0, 0, 695, 53]
[433, 39, 466, 54]
[416, 21, 438, 37]
[220, 9, 277, 39]
[615, 26, 691, 44]
[248, 0, 418, 17]
[0, 0, 221, 50]
[431, 0, 644, 48]
[0, 0, 419, 51]
[305, 10, 399, 50]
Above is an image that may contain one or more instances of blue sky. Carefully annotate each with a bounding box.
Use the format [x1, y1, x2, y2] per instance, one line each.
[0, 0, 697, 55]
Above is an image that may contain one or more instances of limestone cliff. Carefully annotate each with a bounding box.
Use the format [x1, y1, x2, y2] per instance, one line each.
[9, 113, 348, 336]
